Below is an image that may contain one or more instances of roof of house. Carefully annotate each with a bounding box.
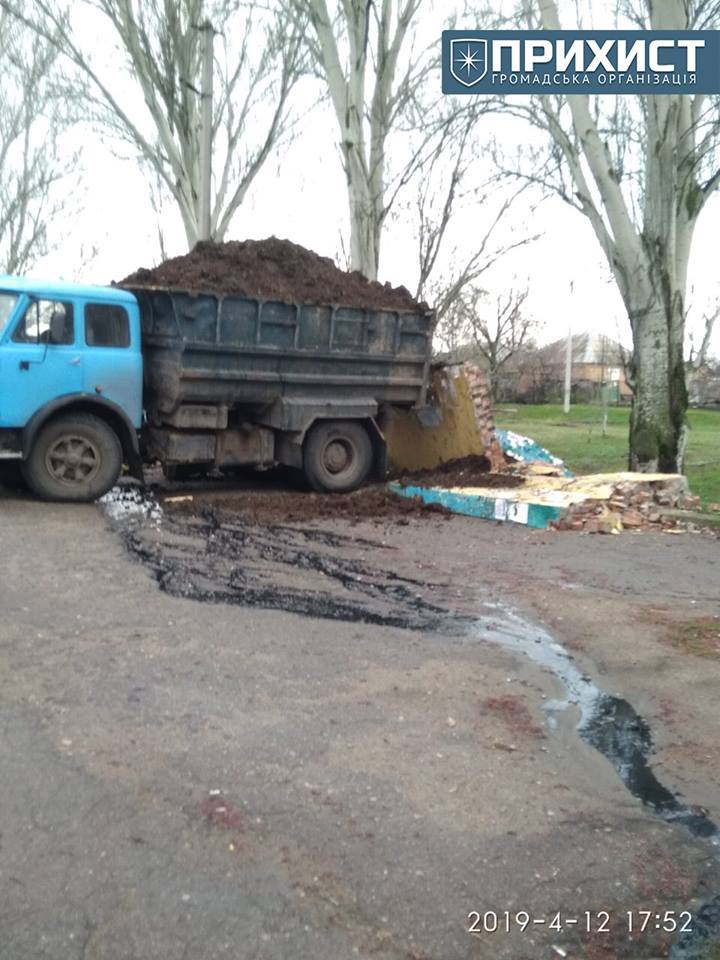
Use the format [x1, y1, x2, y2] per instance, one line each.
[541, 331, 628, 366]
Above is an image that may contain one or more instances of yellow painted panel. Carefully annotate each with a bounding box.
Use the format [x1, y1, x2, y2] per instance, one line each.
[385, 367, 485, 472]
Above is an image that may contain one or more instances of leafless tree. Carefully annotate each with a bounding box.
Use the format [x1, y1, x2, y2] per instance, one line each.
[420, 193, 536, 327]
[438, 285, 537, 397]
[488, 0, 720, 472]
[516, 345, 557, 403]
[408, 91, 539, 333]
[415, 170, 538, 328]
[0, 10, 75, 274]
[290, 0, 471, 280]
[3, 0, 305, 248]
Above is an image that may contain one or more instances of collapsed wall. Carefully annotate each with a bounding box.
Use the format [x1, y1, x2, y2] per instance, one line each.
[384, 364, 501, 473]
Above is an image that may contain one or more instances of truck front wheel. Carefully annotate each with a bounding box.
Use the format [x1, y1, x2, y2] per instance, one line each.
[22, 412, 123, 502]
[303, 420, 373, 493]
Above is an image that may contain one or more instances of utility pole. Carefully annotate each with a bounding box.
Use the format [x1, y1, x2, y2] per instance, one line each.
[563, 281, 574, 414]
[198, 20, 214, 242]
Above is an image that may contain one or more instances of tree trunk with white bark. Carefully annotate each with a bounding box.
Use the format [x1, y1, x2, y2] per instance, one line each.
[294, 0, 422, 280]
[625, 286, 688, 472]
[524, 0, 720, 472]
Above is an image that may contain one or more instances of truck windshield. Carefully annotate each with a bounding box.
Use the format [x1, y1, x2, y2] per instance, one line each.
[0, 293, 18, 335]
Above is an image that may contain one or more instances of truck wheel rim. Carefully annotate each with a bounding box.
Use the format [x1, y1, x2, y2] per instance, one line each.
[323, 439, 353, 475]
[46, 434, 101, 485]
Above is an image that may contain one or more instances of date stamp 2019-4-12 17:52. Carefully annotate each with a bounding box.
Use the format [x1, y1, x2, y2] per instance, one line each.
[467, 908, 693, 938]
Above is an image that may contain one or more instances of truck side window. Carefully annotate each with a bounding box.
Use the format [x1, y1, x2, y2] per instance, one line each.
[85, 304, 130, 348]
[13, 300, 74, 345]
[0, 293, 18, 332]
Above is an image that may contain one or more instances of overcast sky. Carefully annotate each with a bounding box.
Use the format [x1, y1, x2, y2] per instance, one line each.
[29, 1, 720, 357]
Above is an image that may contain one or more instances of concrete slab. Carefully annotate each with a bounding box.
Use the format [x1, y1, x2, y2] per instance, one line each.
[390, 472, 688, 530]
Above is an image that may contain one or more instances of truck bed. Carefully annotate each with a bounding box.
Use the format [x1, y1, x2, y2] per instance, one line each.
[127, 287, 435, 420]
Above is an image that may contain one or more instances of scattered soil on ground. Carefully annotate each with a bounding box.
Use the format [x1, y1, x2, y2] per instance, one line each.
[199, 793, 244, 831]
[396, 455, 526, 490]
[482, 694, 547, 741]
[156, 456, 526, 525]
[119, 237, 427, 312]
[669, 617, 720, 659]
[162, 483, 450, 526]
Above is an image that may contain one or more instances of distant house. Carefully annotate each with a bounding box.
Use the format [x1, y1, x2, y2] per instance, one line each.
[543, 332, 632, 400]
[497, 332, 632, 403]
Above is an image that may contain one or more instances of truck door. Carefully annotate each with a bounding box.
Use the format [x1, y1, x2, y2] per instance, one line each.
[81, 301, 143, 426]
[0, 297, 82, 428]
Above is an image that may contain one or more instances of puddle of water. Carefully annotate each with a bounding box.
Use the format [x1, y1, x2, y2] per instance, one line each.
[100, 485, 163, 523]
[476, 607, 598, 725]
[477, 605, 718, 842]
[477, 606, 720, 959]
[582, 695, 718, 839]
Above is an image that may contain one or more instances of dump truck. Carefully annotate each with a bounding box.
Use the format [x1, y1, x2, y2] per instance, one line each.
[0, 275, 434, 501]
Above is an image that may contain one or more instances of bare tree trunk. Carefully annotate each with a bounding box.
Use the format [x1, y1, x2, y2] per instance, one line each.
[691, 304, 719, 369]
[512, 0, 720, 473]
[627, 295, 688, 472]
[294, 0, 424, 280]
[621, 220, 692, 472]
[345, 149, 379, 279]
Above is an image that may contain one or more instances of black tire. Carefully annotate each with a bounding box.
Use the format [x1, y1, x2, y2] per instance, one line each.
[303, 420, 373, 493]
[21, 412, 123, 502]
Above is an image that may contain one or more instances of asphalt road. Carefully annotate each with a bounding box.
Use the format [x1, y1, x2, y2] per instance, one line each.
[1, 486, 719, 960]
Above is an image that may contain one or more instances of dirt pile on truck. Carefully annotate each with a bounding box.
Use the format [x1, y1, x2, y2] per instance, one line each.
[120, 238, 427, 312]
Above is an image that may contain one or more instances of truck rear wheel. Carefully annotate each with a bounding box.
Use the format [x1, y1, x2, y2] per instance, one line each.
[303, 420, 373, 493]
[22, 412, 123, 502]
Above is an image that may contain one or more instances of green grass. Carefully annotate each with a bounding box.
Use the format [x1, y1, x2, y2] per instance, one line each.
[493, 403, 720, 506]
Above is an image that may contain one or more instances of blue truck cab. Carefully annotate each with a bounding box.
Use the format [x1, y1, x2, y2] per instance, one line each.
[0, 276, 143, 501]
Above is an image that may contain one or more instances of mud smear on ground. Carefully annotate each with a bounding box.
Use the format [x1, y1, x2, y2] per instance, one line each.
[125, 508, 464, 631]
[119, 237, 427, 312]
[124, 499, 717, 828]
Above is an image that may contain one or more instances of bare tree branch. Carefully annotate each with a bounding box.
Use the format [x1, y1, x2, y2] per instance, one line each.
[287, 0, 430, 280]
[1, 0, 306, 248]
[0, 9, 77, 274]
[689, 300, 719, 369]
[412, 119, 539, 332]
[435, 283, 541, 401]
